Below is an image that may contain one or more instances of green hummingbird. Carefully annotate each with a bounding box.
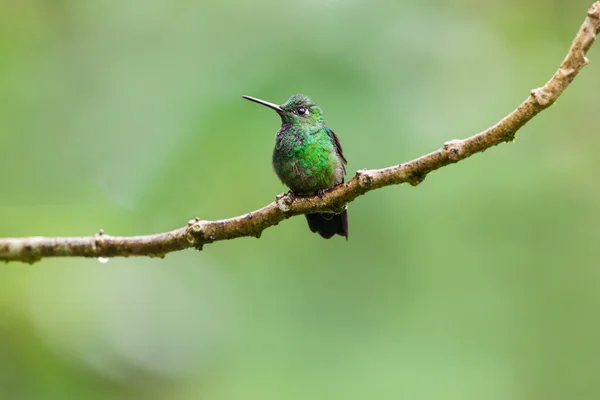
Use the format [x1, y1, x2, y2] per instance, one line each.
[242, 94, 348, 239]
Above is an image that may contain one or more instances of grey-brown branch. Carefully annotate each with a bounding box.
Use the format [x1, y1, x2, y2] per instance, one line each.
[2, 2, 600, 264]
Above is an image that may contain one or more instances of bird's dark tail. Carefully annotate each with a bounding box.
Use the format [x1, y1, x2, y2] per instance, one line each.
[305, 210, 348, 240]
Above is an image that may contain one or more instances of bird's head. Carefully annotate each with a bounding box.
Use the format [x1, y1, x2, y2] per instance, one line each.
[242, 94, 324, 127]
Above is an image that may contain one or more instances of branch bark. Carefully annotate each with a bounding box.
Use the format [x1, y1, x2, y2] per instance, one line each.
[2, 2, 600, 264]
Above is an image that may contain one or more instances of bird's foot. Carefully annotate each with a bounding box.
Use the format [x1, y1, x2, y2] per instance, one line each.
[287, 190, 316, 199]
[316, 187, 334, 198]
[286, 190, 298, 201]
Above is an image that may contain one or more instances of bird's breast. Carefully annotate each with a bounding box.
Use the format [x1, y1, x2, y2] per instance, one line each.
[272, 129, 343, 195]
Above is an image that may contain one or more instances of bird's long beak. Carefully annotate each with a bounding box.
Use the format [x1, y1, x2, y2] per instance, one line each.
[242, 95, 284, 113]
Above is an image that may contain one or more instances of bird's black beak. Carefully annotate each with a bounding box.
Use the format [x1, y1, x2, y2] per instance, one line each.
[242, 95, 284, 113]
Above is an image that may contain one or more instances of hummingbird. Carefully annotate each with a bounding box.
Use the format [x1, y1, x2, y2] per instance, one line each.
[242, 94, 348, 239]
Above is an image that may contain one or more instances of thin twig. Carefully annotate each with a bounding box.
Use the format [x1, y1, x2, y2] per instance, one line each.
[2, 2, 599, 264]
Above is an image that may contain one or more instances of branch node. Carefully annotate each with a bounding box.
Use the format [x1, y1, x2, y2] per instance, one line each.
[443, 140, 463, 162]
[408, 175, 425, 186]
[22, 238, 43, 264]
[191, 222, 204, 233]
[408, 161, 426, 186]
[560, 67, 576, 78]
[356, 169, 373, 189]
[276, 193, 293, 212]
[589, 2, 600, 19]
[530, 88, 553, 106]
[94, 230, 106, 251]
[504, 130, 517, 142]
[185, 232, 195, 244]
[187, 220, 208, 249]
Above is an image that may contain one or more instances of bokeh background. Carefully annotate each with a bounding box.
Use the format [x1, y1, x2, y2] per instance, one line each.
[1, 0, 600, 399]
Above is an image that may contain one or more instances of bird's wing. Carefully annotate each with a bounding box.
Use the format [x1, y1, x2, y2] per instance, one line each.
[325, 127, 347, 165]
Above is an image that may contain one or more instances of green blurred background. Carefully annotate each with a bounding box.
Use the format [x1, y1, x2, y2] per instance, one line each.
[1, 0, 600, 399]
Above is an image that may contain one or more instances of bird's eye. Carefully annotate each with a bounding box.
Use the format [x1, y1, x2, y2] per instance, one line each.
[297, 107, 308, 116]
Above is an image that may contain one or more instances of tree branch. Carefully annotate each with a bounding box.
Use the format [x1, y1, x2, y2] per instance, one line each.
[2, 2, 600, 264]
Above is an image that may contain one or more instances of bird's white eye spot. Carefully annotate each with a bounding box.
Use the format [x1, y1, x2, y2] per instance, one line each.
[297, 107, 309, 116]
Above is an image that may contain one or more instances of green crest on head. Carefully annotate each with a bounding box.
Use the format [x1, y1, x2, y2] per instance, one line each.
[280, 94, 324, 126]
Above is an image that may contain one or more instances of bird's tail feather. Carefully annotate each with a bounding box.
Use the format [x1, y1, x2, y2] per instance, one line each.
[305, 210, 348, 240]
